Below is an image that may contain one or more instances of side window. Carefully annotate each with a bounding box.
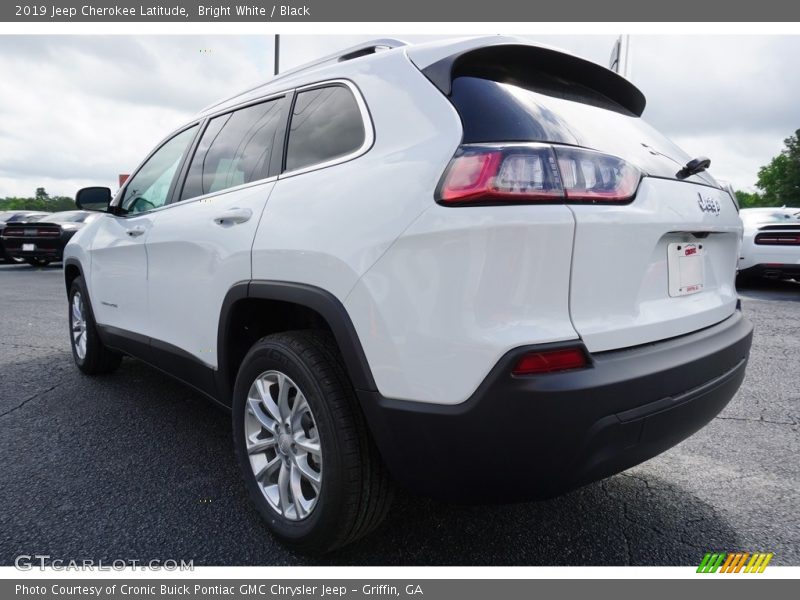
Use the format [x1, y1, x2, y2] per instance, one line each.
[285, 85, 366, 172]
[120, 126, 197, 214]
[180, 96, 288, 201]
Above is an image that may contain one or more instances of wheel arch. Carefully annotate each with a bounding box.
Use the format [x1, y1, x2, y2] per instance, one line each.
[64, 257, 83, 294]
[217, 281, 377, 406]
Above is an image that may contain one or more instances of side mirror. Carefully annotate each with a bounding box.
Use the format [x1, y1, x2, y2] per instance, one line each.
[75, 187, 112, 212]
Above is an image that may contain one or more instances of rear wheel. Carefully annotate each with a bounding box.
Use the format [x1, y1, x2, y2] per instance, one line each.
[735, 271, 757, 289]
[68, 276, 122, 375]
[232, 330, 393, 553]
[26, 257, 50, 267]
[1, 252, 23, 264]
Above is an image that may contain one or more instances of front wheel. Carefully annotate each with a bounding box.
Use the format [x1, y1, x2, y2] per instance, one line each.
[68, 276, 122, 375]
[232, 330, 393, 553]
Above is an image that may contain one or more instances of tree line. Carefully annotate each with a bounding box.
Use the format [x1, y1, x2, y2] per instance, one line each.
[0, 187, 75, 212]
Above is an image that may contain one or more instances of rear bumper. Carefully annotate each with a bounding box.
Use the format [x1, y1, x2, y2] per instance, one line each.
[359, 310, 753, 502]
[3, 234, 70, 261]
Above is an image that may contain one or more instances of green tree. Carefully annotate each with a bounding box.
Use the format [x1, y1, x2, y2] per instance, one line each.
[735, 190, 764, 209]
[755, 129, 800, 207]
[0, 190, 75, 212]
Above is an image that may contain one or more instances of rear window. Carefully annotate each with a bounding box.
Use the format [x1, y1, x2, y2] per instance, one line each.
[449, 76, 718, 187]
[742, 210, 800, 223]
[7, 213, 48, 222]
[285, 85, 366, 172]
[49, 211, 89, 223]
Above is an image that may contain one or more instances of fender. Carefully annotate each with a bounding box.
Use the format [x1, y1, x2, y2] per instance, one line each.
[216, 280, 378, 406]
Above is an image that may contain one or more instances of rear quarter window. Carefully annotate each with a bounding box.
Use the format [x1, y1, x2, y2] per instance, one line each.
[285, 84, 366, 172]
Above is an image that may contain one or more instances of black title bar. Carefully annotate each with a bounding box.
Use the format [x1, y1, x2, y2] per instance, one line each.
[4, 0, 800, 22]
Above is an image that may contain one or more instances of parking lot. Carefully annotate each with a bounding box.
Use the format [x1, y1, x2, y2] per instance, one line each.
[0, 263, 797, 566]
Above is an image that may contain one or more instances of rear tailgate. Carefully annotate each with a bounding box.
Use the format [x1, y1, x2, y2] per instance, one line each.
[568, 178, 741, 352]
[413, 37, 743, 352]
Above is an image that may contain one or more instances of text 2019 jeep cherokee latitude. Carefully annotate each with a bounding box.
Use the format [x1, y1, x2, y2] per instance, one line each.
[64, 37, 753, 552]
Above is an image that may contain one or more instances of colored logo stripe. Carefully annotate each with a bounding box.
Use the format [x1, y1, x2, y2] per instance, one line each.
[697, 552, 773, 573]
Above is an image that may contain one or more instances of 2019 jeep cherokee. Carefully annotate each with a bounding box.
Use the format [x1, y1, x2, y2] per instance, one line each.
[63, 36, 753, 552]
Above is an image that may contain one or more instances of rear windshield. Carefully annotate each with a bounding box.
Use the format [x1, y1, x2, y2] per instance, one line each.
[6, 213, 48, 222]
[450, 76, 718, 187]
[742, 210, 800, 223]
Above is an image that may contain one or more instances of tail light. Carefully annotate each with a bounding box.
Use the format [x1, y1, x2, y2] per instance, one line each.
[436, 144, 641, 206]
[755, 233, 800, 246]
[512, 347, 589, 376]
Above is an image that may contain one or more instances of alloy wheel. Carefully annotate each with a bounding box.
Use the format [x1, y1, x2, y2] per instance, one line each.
[244, 370, 323, 520]
[70, 291, 87, 360]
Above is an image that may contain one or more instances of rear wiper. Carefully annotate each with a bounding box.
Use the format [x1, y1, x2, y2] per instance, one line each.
[676, 156, 711, 180]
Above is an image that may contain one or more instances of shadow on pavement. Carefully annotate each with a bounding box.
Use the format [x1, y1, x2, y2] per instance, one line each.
[0, 348, 739, 566]
[737, 276, 799, 302]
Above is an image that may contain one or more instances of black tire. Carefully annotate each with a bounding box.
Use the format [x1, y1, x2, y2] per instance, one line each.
[26, 257, 50, 267]
[68, 276, 122, 375]
[1, 251, 23, 264]
[232, 330, 393, 553]
[735, 272, 757, 289]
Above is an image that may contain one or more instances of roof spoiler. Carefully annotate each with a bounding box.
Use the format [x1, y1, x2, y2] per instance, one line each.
[419, 43, 647, 117]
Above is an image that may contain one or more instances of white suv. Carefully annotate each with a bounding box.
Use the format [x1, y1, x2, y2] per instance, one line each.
[64, 36, 753, 552]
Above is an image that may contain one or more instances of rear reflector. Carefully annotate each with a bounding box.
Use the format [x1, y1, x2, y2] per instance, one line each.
[512, 347, 588, 376]
[437, 144, 641, 205]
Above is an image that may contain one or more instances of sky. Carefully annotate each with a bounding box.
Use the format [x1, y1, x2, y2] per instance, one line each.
[0, 34, 798, 197]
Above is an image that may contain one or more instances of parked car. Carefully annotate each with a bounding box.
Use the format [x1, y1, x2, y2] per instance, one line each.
[2, 210, 100, 266]
[0, 211, 51, 264]
[63, 36, 753, 552]
[737, 207, 800, 283]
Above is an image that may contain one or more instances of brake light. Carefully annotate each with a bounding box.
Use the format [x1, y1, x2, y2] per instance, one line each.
[755, 233, 800, 246]
[437, 144, 641, 205]
[512, 347, 588, 376]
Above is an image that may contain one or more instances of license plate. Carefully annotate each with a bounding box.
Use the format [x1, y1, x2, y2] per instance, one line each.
[22, 243, 35, 252]
[668, 242, 705, 297]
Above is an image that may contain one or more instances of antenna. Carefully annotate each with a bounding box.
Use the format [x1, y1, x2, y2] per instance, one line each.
[274, 34, 280, 76]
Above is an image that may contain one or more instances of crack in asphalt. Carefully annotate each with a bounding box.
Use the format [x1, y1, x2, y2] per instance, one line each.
[0, 341, 66, 352]
[0, 380, 67, 420]
[601, 480, 635, 565]
[714, 415, 797, 427]
[620, 471, 665, 494]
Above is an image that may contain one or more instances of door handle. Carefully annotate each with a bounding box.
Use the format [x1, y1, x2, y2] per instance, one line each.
[125, 226, 146, 237]
[213, 207, 252, 226]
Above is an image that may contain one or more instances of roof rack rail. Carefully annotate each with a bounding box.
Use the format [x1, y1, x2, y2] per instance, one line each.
[275, 38, 408, 80]
[201, 38, 407, 115]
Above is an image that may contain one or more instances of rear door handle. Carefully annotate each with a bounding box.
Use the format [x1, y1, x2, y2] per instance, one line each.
[213, 207, 252, 226]
[125, 226, 146, 237]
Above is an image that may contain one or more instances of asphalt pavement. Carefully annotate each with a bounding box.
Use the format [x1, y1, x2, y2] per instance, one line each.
[0, 263, 797, 566]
